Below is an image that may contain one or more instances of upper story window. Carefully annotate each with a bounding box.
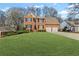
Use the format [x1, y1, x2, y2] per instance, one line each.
[25, 18, 32, 22]
[39, 18, 44, 23]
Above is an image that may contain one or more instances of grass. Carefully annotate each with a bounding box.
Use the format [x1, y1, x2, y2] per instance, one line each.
[0, 32, 79, 56]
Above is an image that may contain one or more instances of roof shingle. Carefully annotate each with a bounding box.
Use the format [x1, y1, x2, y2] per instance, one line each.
[45, 16, 59, 25]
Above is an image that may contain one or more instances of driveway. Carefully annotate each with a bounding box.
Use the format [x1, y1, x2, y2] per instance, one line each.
[52, 32, 79, 40]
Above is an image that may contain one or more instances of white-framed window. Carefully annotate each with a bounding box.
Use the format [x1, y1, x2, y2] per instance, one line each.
[26, 18, 32, 22]
[40, 18, 44, 22]
[26, 25, 32, 29]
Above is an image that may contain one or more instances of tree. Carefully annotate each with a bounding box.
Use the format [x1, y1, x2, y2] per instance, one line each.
[26, 6, 36, 16]
[43, 6, 50, 16]
[67, 3, 79, 20]
[48, 7, 57, 17]
[0, 10, 6, 27]
[57, 14, 63, 23]
[43, 6, 57, 17]
[5, 7, 26, 31]
[26, 6, 58, 17]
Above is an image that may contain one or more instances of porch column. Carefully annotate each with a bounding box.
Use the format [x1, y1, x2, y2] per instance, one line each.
[36, 18, 39, 32]
[32, 17, 34, 32]
[44, 18, 46, 31]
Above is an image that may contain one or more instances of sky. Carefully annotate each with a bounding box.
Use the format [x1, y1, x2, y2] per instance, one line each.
[0, 3, 69, 19]
[0, 3, 68, 11]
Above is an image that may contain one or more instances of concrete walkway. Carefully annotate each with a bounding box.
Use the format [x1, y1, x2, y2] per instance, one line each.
[52, 32, 79, 40]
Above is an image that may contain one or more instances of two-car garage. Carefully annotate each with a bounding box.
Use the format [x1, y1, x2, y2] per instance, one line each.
[46, 25, 59, 32]
[45, 16, 59, 32]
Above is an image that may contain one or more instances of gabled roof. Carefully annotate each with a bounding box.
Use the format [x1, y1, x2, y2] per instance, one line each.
[24, 13, 35, 18]
[24, 13, 46, 19]
[24, 13, 59, 25]
[36, 16, 45, 18]
[66, 20, 79, 26]
[45, 16, 59, 25]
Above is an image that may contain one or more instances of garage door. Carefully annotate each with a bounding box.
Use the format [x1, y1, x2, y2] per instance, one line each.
[52, 27, 58, 32]
[46, 27, 58, 32]
[46, 27, 51, 32]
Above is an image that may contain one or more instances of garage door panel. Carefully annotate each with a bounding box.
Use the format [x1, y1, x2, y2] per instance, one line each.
[46, 27, 51, 32]
[46, 27, 58, 32]
[52, 27, 58, 32]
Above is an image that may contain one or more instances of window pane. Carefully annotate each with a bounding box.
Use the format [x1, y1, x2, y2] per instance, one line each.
[25, 18, 32, 22]
[26, 25, 32, 29]
[27, 18, 32, 21]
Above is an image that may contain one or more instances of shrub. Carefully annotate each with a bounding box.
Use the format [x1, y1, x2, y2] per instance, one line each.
[5, 30, 29, 36]
[38, 30, 46, 32]
[5, 31, 17, 36]
[16, 30, 29, 34]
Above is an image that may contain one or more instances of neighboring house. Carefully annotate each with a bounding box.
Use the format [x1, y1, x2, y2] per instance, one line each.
[66, 20, 79, 32]
[0, 27, 11, 37]
[60, 21, 69, 31]
[24, 13, 59, 32]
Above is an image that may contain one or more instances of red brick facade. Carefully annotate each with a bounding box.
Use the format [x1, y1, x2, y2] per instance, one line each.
[24, 14, 46, 32]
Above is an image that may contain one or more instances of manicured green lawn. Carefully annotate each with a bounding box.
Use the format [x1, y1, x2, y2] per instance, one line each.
[0, 32, 79, 56]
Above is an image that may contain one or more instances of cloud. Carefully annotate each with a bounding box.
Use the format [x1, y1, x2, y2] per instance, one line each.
[1, 7, 10, 11]
[58, 10, 69, 20]
[67, 5, 74, 8]
[53, 3, 57, 6]
[58, 10, 69, 15]
[34, 5, 40, 8]
[25, 7, 27, 9]
[33, 5, 44, 8]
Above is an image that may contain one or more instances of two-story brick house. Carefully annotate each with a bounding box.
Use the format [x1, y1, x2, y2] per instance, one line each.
[24, 13, 46, 32]
[24, 13, 59, 32]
